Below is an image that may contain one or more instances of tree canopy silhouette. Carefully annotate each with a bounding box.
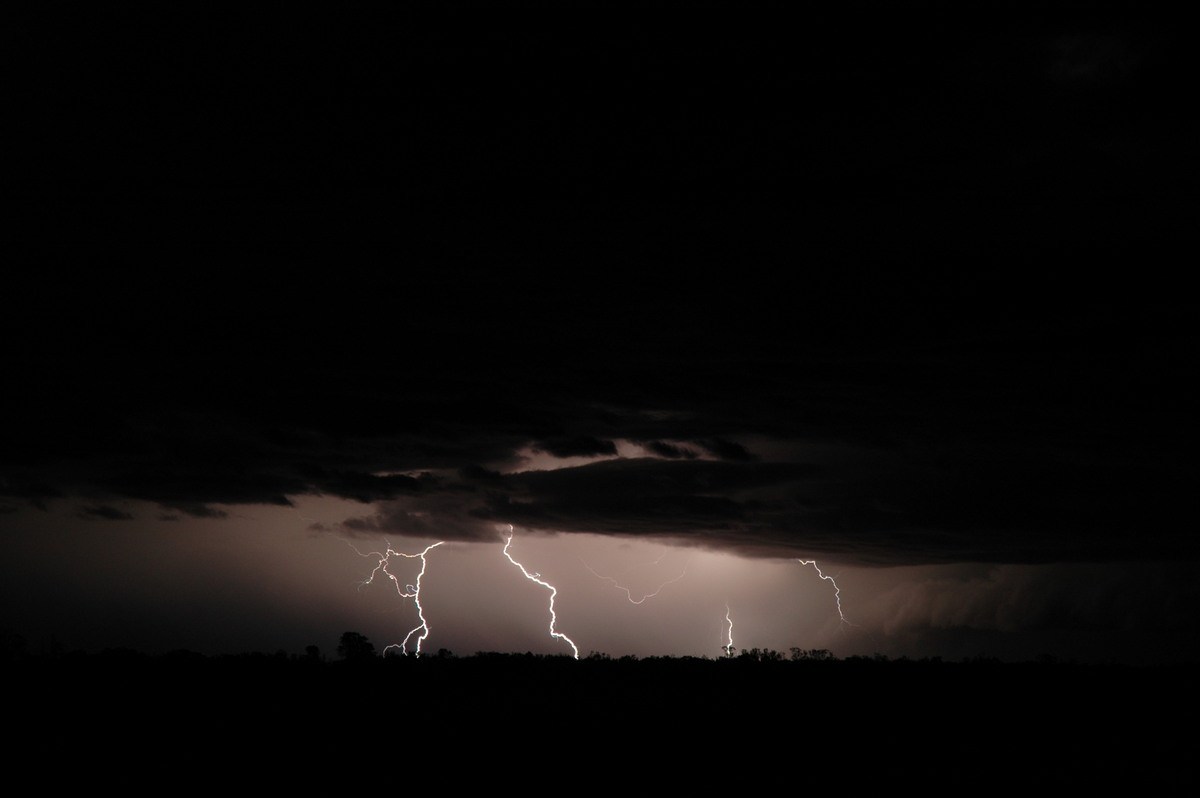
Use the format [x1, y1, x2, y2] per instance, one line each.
[336, 631, 376, 661]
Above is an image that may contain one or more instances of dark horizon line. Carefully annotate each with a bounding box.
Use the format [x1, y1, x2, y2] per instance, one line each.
[6, 640, 1188, 669]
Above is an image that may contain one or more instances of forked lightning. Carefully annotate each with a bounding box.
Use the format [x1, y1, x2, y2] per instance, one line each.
[353, 540, 445, 656]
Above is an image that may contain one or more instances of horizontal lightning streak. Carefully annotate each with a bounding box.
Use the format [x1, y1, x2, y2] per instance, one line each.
[580, 555, 689, 604]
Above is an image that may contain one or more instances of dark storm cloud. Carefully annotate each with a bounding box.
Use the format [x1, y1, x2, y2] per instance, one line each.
[7, 231, 1197, 567]
[292, 464, 432, 504]
[6, 5, 1196, 572]
[504, 459, 823, 503]
[331, 439, 1174, 566]
[694, 438, 755, 462]
[531, 436, 618, 459]
[78, 505, 134, 521]
[644, 441, 698, 460]
[169, 504, 229, 520]
[101, 467, 298, 515]
[336, 457, 825, 548]
[8, 221, 1198, 567]
[338, 508, 493, 543]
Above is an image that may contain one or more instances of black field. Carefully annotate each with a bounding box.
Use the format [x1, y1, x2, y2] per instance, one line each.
[13, 649, 1196, 790]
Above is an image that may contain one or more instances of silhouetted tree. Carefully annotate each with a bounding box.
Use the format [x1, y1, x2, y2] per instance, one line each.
[337, 631, 376, 661]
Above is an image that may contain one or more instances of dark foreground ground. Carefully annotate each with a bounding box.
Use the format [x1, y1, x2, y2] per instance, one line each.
[11, 650, 1197, 790]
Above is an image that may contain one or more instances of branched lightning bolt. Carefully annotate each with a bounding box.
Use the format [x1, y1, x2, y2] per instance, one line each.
[798, 559, 849, 627]
[580, 552, 689, 604]
[351, 540, 445, 657]
[502, 528, 579, 660]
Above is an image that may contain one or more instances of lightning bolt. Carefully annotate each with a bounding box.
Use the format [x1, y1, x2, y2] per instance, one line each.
[722, 602, 736, 657]
[502, 527, 580, 660]
[352, 540, 445, 657]
[798, 559, 849, 627]
[580, 552, 689, 604]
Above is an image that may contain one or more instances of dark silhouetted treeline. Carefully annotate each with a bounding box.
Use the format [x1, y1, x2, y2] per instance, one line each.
[7, 640, 1196, 790]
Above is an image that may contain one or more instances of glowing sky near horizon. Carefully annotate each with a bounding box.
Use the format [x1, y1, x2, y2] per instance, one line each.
[2, 494, 1193, 664]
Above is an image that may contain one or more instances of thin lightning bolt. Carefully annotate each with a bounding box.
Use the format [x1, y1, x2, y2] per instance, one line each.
[797, 559, 849, 627]
[723, 602, 735, 657]
[580, 553, 689, 604]
[502, 527, 580, 660]
[352, 540, 445, 657]
[291, 507, 319, 525]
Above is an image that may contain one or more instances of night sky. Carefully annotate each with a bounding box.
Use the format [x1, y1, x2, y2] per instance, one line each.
[5, 4, 1198, 665]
